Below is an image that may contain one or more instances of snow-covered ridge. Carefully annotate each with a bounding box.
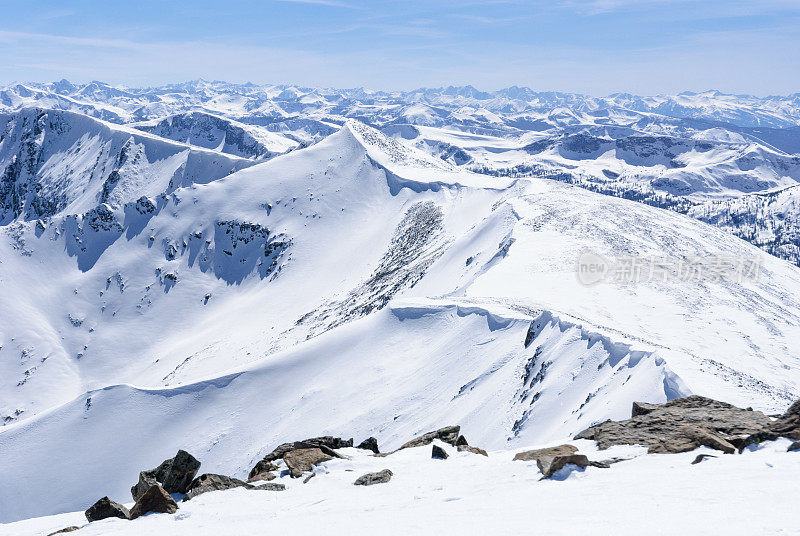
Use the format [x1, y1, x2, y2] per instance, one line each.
[0, 108, 253, 222]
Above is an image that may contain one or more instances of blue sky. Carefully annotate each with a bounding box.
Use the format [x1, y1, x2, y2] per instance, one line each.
[0, 0, 798, 95]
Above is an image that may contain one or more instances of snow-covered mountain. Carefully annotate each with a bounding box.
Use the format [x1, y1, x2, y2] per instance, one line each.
[1, 81, 800, 528]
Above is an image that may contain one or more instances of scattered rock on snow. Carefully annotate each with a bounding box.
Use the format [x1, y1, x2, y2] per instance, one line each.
[513, 444, 578, 462]
[354, 469, 393, 486]
[457, 444, 488, 456]
[399, 426, 460, 450]
[184, 474, 253, 501]
[788, 441, 800, 452]
[455, 435, 469, 447]
[249, 437, 348, 478]
[540, 455, 590, 478]
[47, 527, 80, 535]
[129, 484, 178, 519]
[283, 447, 334, 478]
[431, 445, 449, 459]
[356, 437, 380, 454]
[691, 454, 718, 464]
[247, 470, 277, 483]
[85, 496, 130, 522]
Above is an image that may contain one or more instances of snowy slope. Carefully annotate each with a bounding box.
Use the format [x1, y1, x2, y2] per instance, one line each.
[7, 439, 799, 536]
[2, 121, 800, 522]
[0, 108, 253, 222]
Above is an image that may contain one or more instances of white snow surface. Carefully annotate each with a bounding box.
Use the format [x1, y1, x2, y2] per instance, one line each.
[4, 439, 799, 536]
[0, 92, 799, 529]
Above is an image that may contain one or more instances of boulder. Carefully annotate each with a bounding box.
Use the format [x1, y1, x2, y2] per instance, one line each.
[85, 496, 130, 522]
[455, 435, 469, 447]
[431, 445, 449, 459]
[47, 528, 80, 535]
[132, 450, 201, 500]
[354, 469, 393, 486]
[513, 444, 578, 462]
[161, 449, 201, 494]
[249, 460, 279, 479]
[283, 447, 333, 478]
[539, 454, 589, 478]
[247, 470, 277, 483]
[249, 438, 347, 478]
[184, 473, 252, 501]
[356, 437, 380, 454]
[575, 396, 769, 454]
[399, 426, 460, 450]
[129, 485, 178, 519]
[457, 444, 488, 457]
[788, 441, 800, 452]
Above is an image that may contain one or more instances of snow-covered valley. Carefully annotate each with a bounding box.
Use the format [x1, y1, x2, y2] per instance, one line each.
[1, 81, 799, 534]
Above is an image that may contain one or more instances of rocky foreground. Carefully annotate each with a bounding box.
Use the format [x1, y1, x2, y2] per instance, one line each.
[18, 396, 800, 535]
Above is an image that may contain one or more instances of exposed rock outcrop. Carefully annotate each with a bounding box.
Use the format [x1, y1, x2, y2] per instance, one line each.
[399, 426, 460, 450]
[131, 450, 201, 499]
[356, 437, 380, 454]
[575, 396, 771, 454]
[184, 474, 263, 501]
[249, 437, 348, 478]
[457, 444, 488, 457]
[283, 448, 334, 478]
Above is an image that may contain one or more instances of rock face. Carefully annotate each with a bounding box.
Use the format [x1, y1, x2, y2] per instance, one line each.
[356, 437, 380, 454]
[431, 445, 449, 459]
[85, 496, 130, 522]
[132, 450, 201, 500]
[161, 450, 201, 494]
[283, 447, 334, 478]
[457, 444, 488, 457]
[249, 437, 348, 478]
[129, 484, 178, 519]
[354, 469, 393, 486]
[771, 400, 800, 439]
[184, 474, 252, 501]
[247, 470, 277, 483]
[575, 396, 772, 454]
[399, 426, 460, 450]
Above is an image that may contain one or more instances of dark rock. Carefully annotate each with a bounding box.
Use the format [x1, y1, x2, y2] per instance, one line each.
[575, 396, 770, 454]
[303, 473, 316, 484]
[131, 471, 159, 502]
[788, 441, 800, 452]
[631, 401, 660, 417]
[283, 447, 333, 478]
[771, 399, 800, 439]
[247, 470, 277, 483]
[356, 437, 380, 454]
[354, 469, 393, 486]
[431, 445, 449, 459]
[457, 444, 488, 457]
[85, 496, 130, 522]
[132, 450, 200, 500]
[691, 454, 717, 464]
[161, 449, 201, 494]
[129, 484, 178, 519]
[47, 528, 80, 535]
[513, 444, 578, 462]
[184, 473, 252, 501]
[249, 438, 346, 478]
[539, 454, 590, 478]
[455, 435, 469, 447]
[248, 460, 279, 479]
[399, 426, 460, 450]
[729, 430, 780, 452]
